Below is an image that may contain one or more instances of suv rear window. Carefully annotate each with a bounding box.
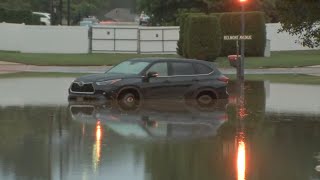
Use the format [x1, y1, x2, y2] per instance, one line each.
[171, 62, 195, 75]
[194, 63, 213, 74]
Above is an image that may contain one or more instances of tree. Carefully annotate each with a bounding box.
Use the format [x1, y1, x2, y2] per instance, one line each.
[276, 0, 320, 48]
[137, 0, 279, 25]
[137, 0, 207, 25]
[0, 0, 111, 25]
[0, 0, 31, 10]
[29, 0, 50, 12]
[206, 0, 279, 23]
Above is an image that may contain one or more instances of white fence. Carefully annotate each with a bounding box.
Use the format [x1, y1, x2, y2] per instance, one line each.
[0, 22, 319, 54]
[0, 23, 24, 52]
[0, 23, 89, 54]
[91, 26, 179, 54]
[266, 23, 319, 51]
[91, 26, 138, 53]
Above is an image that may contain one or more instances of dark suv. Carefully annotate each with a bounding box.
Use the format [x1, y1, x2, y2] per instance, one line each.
[68, 58, 229, 108]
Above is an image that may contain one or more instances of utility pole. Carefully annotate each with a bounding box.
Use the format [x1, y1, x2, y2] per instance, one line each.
[59, 0, 63, 25]
[239, 0, 247, 80]
[50, 0, 54, 25]
[67, 0, 71, 25]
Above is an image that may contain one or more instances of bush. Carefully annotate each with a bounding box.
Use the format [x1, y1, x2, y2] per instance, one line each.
[219, 11, 266, 56]
[177, 13, 189, 56]
[0, 8, 37, 25]
[177, 11, 266, 57]
[184, 15, 221, 61]
[177, 13, 205, 56]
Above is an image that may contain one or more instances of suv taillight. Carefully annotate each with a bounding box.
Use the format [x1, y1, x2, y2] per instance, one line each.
[218, 75, 229, 83]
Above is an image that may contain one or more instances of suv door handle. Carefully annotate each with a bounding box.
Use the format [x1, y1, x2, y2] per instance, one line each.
[192, 79, 199, 82]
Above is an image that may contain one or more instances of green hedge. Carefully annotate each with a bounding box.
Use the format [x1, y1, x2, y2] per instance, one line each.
[177, 13, 206, 56]
[177, 13, 188, 56]
[183, 15, 221, 61]
[0, 8, 40, 25]
[220, 11, 266, 56]
[177, 11, 266, 58]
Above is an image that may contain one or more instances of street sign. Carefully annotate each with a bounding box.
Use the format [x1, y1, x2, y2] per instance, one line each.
[223, 35, 252, 40]
[223, 35, 252, 81]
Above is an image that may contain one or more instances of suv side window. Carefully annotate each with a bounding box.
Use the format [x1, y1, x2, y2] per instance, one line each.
[171, 62, 195, 75]
[194, 63, 213, 74]
[146, 62, 168, 76]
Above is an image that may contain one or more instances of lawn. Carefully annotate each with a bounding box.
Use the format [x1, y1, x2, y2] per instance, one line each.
[0, 52, 177, 66]
[0, 50, 319, 68]
[1, 72, 319, 85]
[228, 74, 320, 85]
[216, 50, 320, 68]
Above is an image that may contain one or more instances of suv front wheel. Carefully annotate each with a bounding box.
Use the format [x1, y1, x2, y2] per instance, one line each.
[117, 90, 140, 110]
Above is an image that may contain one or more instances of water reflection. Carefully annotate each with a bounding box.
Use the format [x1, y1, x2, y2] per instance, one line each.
[1, 79, 320, 180]
[237, 138, 246, 180]
[233, 80, 247, 180]
[69, 99, 229, 140]
[93, 121, 102, 172]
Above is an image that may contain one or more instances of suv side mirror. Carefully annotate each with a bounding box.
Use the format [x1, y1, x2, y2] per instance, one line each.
[147, 71, 159, 78]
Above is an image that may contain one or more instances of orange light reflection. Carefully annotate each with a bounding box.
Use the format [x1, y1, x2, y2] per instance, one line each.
[96, 121, 102, 161]
[93, 120, 102, 172]
[237, 140, 246, 180]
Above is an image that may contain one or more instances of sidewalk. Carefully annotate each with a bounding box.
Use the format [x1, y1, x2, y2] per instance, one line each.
[1, 61, 320, 75]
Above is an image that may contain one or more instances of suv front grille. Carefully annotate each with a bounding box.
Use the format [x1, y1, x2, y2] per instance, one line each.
[71, 82, 94, 94]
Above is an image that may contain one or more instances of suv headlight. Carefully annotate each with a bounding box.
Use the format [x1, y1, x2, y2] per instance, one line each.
[96, 79, 121, 86]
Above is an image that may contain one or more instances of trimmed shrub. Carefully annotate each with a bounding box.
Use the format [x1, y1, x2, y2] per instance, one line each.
[177, 13, 205, 56]
[219, 11, 266, 56]
[184, 15, 221, 61]
[177, 13, 188, 56]
[177, 11, 266, 57]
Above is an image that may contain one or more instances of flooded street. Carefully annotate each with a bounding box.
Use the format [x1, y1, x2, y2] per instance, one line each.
[0, 77, 320, 180]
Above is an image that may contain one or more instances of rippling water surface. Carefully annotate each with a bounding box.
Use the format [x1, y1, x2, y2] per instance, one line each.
[0, 77, 319, 180]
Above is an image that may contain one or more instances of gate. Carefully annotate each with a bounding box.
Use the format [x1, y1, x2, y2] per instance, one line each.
[90, 26, 179, 54]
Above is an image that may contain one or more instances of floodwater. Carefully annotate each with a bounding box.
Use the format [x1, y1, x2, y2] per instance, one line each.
[0, 77, 320, 180]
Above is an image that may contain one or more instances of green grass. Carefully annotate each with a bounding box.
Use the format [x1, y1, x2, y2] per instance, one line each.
[1, 72, 319, 85]
[0, 52, 177, 66]
[215, 50, 320, 68]
[0, 72, 89, 78]
[228, 74, 320, 85]
[0, 50, 319, 68]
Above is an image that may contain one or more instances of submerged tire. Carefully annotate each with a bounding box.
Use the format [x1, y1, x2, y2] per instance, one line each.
[196, 91, 217, 107]
[118, 90, 140, 110]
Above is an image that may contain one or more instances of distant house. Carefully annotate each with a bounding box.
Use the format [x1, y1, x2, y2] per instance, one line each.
[104, 8, 137, 22]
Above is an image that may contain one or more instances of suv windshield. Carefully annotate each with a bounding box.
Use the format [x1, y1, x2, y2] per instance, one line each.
[106, 61, 150, 75]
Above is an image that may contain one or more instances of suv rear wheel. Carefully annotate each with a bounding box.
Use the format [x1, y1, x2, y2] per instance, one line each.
[196, 91, 217, 107]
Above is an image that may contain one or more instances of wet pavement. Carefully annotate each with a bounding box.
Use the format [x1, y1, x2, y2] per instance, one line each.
[0, 77, 320, 180]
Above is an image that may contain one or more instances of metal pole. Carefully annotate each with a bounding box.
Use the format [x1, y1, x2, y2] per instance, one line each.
[240, 3, 245, 80]
[59, 0, 63, 25]
[236, 40, 240, 79]
[89, 27, 93, 53]
[50, 0, 54, 25]
[67, 0, 70, 25]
